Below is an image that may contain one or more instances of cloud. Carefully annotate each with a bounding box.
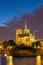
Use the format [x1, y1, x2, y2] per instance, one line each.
[0, 26, 16, 43]
[0, 5, 43, 43]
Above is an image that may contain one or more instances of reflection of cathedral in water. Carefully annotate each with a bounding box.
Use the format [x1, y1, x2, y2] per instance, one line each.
[16, 21, 35, 46]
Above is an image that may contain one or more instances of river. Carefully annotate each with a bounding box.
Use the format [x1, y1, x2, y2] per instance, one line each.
[0, 55, 43, 65]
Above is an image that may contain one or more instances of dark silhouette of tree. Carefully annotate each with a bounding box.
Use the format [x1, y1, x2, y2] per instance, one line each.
[3, 41, 8, 49]
[3, 40, 17, 49]
[32, 41, 41, 49]
[32, 41, 41, 53]
[8, 40, 16, 46]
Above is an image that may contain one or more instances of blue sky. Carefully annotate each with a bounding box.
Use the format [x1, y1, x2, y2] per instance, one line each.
[0, 0, 43, 26]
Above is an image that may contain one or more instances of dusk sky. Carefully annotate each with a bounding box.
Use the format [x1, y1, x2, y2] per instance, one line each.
[0, 0, 43, 26]
[0, 0, 43, 43]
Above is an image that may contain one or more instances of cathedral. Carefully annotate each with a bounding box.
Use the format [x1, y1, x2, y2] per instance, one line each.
[16, 21, 35, 46]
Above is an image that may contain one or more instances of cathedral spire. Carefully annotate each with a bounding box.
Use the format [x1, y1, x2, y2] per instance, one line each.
[25, 20, 27, 30]
[24, 20, 27, 34]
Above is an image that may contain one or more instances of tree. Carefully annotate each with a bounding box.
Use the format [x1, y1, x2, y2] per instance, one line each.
[8, 40, 16, 46]
[32, 41, 41, 48]
[3, 41, 8, 49]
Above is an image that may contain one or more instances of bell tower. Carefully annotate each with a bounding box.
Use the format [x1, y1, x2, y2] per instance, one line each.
[24, 20, 27, 34]
[24, 21, 30, 34]
[16, 29, 22, 44]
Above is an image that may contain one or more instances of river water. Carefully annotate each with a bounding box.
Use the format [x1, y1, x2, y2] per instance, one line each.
[0, 55, 43, 65]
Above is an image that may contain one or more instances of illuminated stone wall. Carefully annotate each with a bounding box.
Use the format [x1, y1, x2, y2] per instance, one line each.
[16, 22, 35, 46]
[16, 29, 35, 46]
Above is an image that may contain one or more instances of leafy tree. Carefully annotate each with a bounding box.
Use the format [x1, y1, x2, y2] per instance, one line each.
[8, 40, 16, 46]
[3, 40, 16, 49]
[32, 41, 41, 49]
[3, 41, 8, 49]
[32, 41, 41, 53]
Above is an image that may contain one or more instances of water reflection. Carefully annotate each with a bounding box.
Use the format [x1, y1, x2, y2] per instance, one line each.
[13, 57, 35, 65]
[36, 55, 41, 65]
[1, 55, 6, 65]
[6, 56, 13, 65]
[0, 55, 1, 65]
[1, 55, 42, 65]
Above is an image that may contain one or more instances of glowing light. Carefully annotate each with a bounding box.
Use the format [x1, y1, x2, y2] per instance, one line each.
[38, 46, 40, 49]
[0, 45, 2, 49]
[36, 55, 41, 65]
[8, 56, 13, 65]
[6, 56, 10, 65]
[6, 56, 13, 65]
[9, 56, 12, 62]
[4, 54, 7, 57]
